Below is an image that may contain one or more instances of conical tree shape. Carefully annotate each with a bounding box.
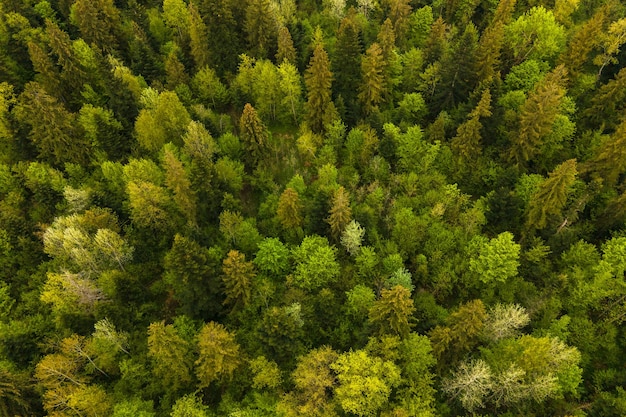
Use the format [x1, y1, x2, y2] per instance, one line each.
[305, 43, 334, 134]
[358, 42, 386, 115]
[277, 187, 303, 229]
[222, 249, 255, 309]
[245, 0, 275, 59]
[333, 9, 362, 124]
[189, 1, 210, 69]
[276, 25, 297, 65]
[451, 89, 492, 165]
[510, 64, 567, 167]
[240, 103, 268, 166]
[584, 118, 626, 187]
[526, 159, 577, 231]
[327, 186, 352, 239]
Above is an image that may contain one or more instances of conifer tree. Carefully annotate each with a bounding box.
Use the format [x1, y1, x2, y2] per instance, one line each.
[305, 43, 334, 134]
[586, 66, 626, 129]
[558, 4, 607, 77]
[327, 186, 352, 239]
[585, 119, 626, 187]
[510, 65, 567, 167]
[369, 285, 415, 338]
[245, 0, 276, 59]
[188, 2, 210, 69]
[277, 187, 303, 229]
[147, 321, 192, 393]
[239, 103, 268, 167]
[195, 322, 241, 387]
[451, 89, 491, 166]
[222, 249, 255, 309]
[276, 25, 297, 65]
[526, 159, 577, 231]
[386, 0, 412, 50]
[333, 9, 362, 124]
[70, 0, 122, 54]
[13, 82, 89, 165]
[163, 147, 196, 226]
[359, 43, 386, 115]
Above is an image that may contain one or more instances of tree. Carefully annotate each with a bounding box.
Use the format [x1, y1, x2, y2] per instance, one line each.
[469, 232, 520, 285]
[510, 65, 567, 166]
[291, 235, 340, 291]
[195, 322, 241, 387]
[277, 346, 338, 417]
[222, 249, 255, 309]
[331, 349, 401, 416]
[442, 359, 493, 412]
[13, 82, 90, 165]
[504, 6, 566, 64]
[359, 43, 386, 115]
[430, 299, 486, 362]
[305, 43, 335, 134]
[188, 1, 210, 69]
[245, 0, 276, 58]
[254, 237, 290, 277]
[585, 118, 626, 187]
[386, 0, 412, 49]
[333, 10, 363, 124]
[278, 61, 302, 124]
[249, 355, 282, 389]
[171, 394, 210, 417]
[69, 0, 122, 53]
[526, 159, 577, 231]
[163, 234, 221, 318]
[327, 186, 352, 239]
[163, 146, 196, 226]
[369, 285, 415, 338]
[450, 89, 491, 166]
[276, 25, 296, 64]
[239, 103, 268, 167]
[147, 321, 193, 392]
[135, 90, 191, 152]
[483, 304, 530, 342]
[594, 18, 626, 78]
[277, 187, 303, 230]
[341, 220, 365, 256]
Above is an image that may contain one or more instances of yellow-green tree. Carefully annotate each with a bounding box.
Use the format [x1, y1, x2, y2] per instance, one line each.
[195, 322, 241, 387]
[526, 159, 577, 231]
[222, 249, 255, 309]
[359, 43, 386, 115]
[305, 43, 334, 134]
[147, 321, 193, 392]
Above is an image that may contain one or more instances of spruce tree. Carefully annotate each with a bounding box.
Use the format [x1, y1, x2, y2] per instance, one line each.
[358, 42, 386, 115]
[304, 43, 334, 134]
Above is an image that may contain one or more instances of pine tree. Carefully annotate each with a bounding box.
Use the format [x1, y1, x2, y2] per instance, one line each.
[222, 249, 255, 309]
[510, 65, 567, 167]
[585, 67, 626, 130]
[305, 43, 334, 134]
[474, 23, 505, 83]
[327, 186, 352, 239]
[359, 43, 386, 115]
[526, 159, 577, 231]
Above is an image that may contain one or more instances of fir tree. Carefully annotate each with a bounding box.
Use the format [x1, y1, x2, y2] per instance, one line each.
[358, 43, 386, 115]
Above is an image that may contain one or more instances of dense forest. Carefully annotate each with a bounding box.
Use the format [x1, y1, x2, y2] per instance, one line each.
[1, 0, 626, 415]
